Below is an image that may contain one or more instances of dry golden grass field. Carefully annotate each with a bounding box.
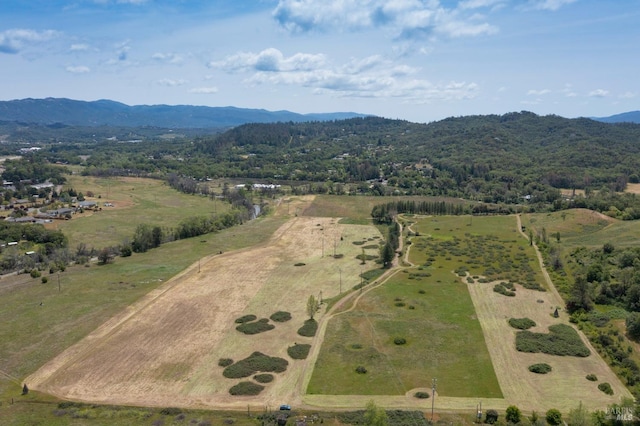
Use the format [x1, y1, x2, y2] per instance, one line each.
[27, 196, 384, 410]
[22, 194, 634, 416]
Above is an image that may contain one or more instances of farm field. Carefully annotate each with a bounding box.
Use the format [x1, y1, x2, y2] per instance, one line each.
[52, 175, 230, 248]
[2, 189, 637, 423]
[306, 213, 630, 412]
[26, 196, 383, 410]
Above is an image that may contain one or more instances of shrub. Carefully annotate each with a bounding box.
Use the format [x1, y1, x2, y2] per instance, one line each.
[294, 262, 306, 266]
[414, 391, 429, 399]
[30, 269, 41, 278]
[222, 352, 288, 378]
[253, 374, 274, 383]
[218, 358, 233, 367]
[41, 277, 48, 284]
[506, 405, 521, 424]
[528, 363, 552, 374]
[270, 311, 292, 322]
[229, 381, 264, 396]
[297, 319, 318, 337]
[287, 343, 311, 360]
[508, 318, 536, 330]
[485, 409, 498, 424]
[235, 318, 275, 335]
[160, 407, 182, 416]
[493, 283, 515, 297]
[546, 409, 562, 426]
[355, 366, 367, 374]
[393, 338, 407, 345]
[586, 374, 598, 381]
[515, 324, 590, 357]
[598, 382, 613, 395]
[234, 314, 257, 324]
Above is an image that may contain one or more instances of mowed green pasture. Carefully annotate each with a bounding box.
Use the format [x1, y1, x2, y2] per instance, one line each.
[0, 215, 285, 399]
[521, 209, 640, 249]
[56, 175, 230, 248]
[308, 215, 538, 398]
[308, 272, 502, 397]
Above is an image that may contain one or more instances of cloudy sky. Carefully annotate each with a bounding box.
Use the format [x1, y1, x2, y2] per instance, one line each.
[1, 0, 638, 123]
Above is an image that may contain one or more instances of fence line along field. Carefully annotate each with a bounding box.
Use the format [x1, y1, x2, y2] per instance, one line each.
[27, 208, 383, 409]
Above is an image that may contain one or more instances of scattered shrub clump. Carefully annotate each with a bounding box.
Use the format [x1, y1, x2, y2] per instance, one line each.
[253, 374, 274, 383]
[515, 324, 590, 357]
[234, 314, 257, 324]
[160, 407, 182, 416]
[287, 343, 311, 360]
[222, 352, 288, 379]
[297, 319, 318, 337]
[270, 311, 292, 322]
[528, 363, 552, 374]
[586, 374, 598, 381]
[494, 282, 515, 297]
[218, 358, 233, 367]
[598, 382, 614, 395]
[393, 338, 407, 345]
[236, 318, 275, 335]
[414, 391, 429, 399]
[508, 318, 536, 330]
[229, 381, 264, 396]
[350, 343, 363, 350]
[355, 366, 367, 374]
[294, 263, 306, 266]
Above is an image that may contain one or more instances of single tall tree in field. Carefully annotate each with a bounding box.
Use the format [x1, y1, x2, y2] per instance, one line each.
[306, 295, 319, 320]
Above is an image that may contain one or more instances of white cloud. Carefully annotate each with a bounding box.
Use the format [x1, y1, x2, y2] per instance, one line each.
[157, 78, 188, 87]
[188, 87, 219, 94]
[527, 89, 551, 95]
[152, 52, 184, 64]
[527, 0, 577, 11]
[210, 48, 326, 73]
[619, 91, 637, 99]
[273, 0, 498, 40]
[70, 43, 90, 51]
[588, 89, 609, 98]
[214, 48, 478, 102]
[66, 65, 91, 74]
[459, 0, 506, 10]
[0, 29, 60, 54]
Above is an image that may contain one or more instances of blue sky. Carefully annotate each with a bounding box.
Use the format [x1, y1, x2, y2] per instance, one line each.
[1, 0, 638, 123]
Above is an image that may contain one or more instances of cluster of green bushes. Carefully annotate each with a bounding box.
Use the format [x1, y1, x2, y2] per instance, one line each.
[222, 352, 288, 379]
[287, 343, 311, 359]
[494, 282, 516, 297]
[229, 381, 264, 396]
[598, 382, 614, 395]
[528, 363, 552, 374]
[235, 318, 275, 335]
[515, 324, 590, 357]
[508, 317, 536, 330]
[297, 319, 318, 337]
[269, 311, 292, 322]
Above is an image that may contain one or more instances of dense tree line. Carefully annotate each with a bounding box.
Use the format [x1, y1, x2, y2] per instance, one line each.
[371, 200, 467, 224]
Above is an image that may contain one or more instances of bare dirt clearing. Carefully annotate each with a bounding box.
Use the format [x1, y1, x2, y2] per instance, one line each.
[27, 208, 382, 410]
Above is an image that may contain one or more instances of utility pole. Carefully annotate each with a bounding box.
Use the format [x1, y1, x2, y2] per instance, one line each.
[431, 378, 437, 422]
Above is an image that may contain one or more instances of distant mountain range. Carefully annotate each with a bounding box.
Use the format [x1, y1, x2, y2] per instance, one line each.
[0, 98, 369, 129]
[591, 111, 640, 124]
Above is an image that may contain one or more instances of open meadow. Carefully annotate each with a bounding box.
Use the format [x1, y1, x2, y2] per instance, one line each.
[2, 188, 637, 424]
[52, 175, 230, 248]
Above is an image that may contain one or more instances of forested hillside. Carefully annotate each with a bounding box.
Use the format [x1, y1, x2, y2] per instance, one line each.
[7, 111, 640, 217]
